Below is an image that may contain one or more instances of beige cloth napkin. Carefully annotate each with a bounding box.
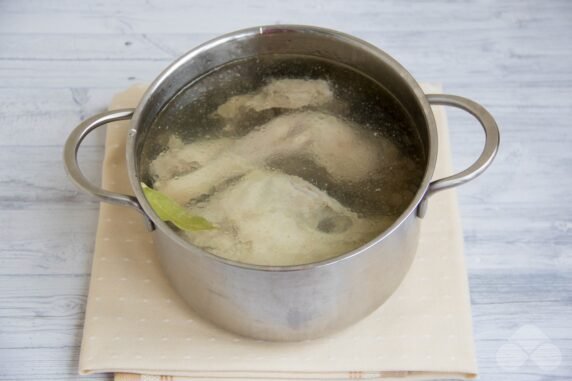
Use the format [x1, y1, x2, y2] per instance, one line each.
[78, 83, 477, 380]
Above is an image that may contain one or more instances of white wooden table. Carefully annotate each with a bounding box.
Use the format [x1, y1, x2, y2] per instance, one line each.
[1, 1, 570, 380]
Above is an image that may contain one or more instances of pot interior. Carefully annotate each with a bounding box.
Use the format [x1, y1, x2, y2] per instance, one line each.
[129, 25, 436, 266]
[134, 26, 432, 168]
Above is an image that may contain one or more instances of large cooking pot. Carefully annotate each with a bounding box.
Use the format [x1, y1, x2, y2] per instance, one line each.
[64, 25, 499, 341]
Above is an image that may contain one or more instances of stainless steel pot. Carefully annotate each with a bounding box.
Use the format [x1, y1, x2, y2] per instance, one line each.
[64, 25, 499, 341]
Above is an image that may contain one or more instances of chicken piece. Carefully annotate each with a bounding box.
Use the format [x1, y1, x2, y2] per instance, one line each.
[215, 79, 334, 120]
[184, 169, 391, 266]
[150, 136, 232, 182]
[155, 111, 395, 204]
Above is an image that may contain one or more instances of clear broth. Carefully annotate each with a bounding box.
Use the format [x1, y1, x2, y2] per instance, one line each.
[141, 55, 425, 219]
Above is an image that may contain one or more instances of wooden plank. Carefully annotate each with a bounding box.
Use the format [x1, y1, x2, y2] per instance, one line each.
[0, 348, 109, 380]
[0, 0, 570, 35]
[0, 60, 164, 89]
[0, 28, 570, 62]
[0, 146, 104, 205]
[0, 209, 98, 275]
[1, 56, 571, 89]
[0, 88, 114, 146]
[0, 276, 101, 379]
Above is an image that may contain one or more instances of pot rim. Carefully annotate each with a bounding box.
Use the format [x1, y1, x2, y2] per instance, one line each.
[126, 24, 438, 272]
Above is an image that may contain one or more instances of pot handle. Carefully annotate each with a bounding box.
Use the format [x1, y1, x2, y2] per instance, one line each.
[418, 94, 500, 217]
[63, 109, 154, 230]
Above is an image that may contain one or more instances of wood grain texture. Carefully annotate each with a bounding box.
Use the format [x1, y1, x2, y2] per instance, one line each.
[0, 0, 571, 380]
